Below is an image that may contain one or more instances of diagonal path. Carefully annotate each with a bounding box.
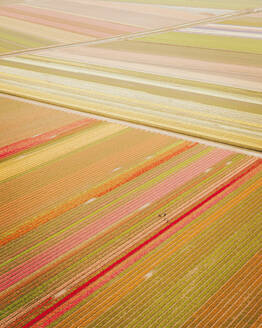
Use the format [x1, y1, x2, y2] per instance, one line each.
[0, 7, 260, 58]
[1, 93, 262, 158]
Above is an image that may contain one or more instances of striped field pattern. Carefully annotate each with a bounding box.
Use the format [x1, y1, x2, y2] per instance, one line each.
[1, 4, 261, 151]
[0, 1, 262, 327]
[0, 0, 213, 55]
[0, 48, 261, 151]
[0, 96, 261, 327]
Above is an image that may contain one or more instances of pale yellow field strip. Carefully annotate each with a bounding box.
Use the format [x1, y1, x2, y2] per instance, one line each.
[0, 66, 261, 151]
[5, 55, 262, 107]
[1, 63, 260, 130]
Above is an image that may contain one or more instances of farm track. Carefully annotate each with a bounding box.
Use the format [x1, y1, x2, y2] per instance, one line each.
[0, 7, 261, 58]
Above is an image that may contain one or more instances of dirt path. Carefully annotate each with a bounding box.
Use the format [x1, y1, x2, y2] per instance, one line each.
[0, 7, 260, 58]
